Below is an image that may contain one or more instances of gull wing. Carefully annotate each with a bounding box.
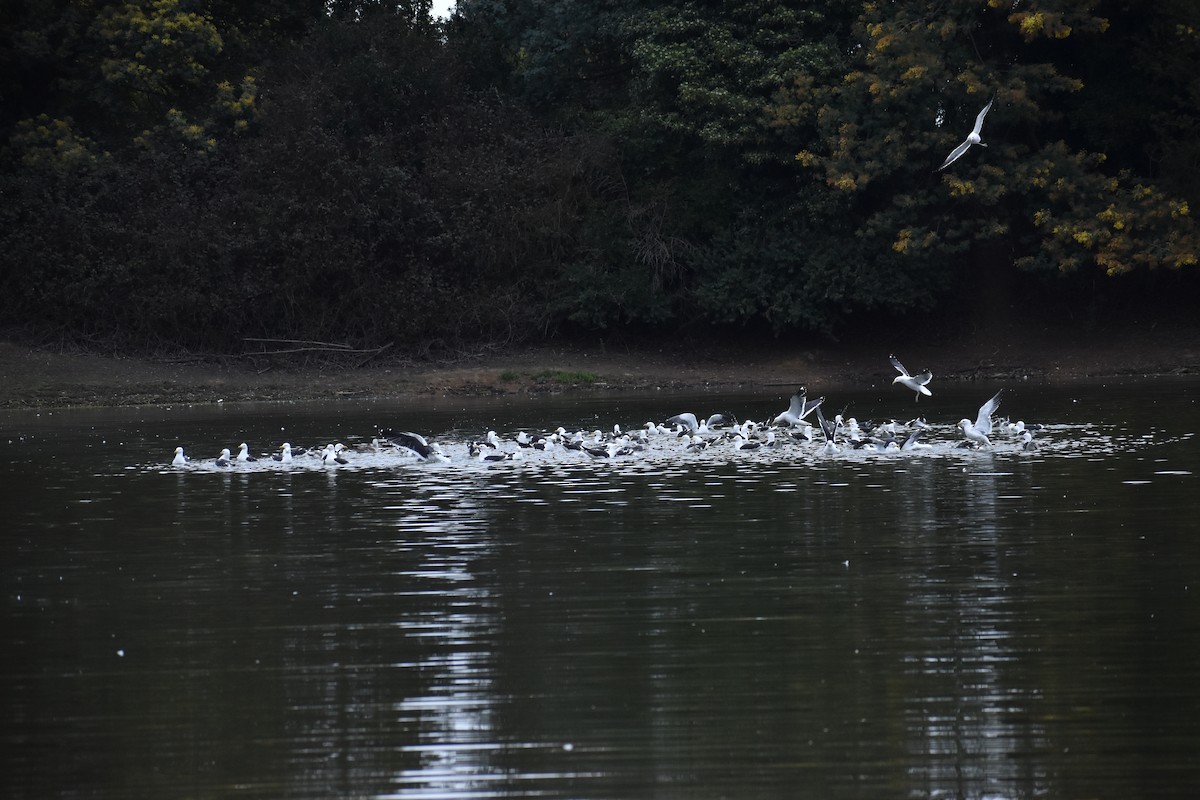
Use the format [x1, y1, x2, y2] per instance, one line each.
[971, 97, 994, 137]
[913, 370, 933, 387]
[786, 390, 805, 419]
[706, 413, 736, 428]
[665, 412, 698, 432]
[889, 354, 910, 377]
[801, 395, 824, 420]
[938, 138, 972, 171]
[814, 405, 837, 443]
[975, 390, 1004, 435]
[390, 431, 434, 458]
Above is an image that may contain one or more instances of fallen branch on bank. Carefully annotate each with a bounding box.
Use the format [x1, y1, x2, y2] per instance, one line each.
[241, 338, 395, 368]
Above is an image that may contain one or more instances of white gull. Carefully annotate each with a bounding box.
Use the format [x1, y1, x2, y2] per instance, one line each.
[889, 354, 932, 401]
[958, 389, 1004, 447]
[938, 97, 994, 171]
[773, 388, 824, 427]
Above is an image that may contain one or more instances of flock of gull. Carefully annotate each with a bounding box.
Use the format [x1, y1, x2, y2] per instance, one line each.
[170, 100, 1007, 472]
[169, 354, 1045, 470]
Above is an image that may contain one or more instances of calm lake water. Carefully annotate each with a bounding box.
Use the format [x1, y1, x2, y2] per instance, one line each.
[3, 380, 1199, 799]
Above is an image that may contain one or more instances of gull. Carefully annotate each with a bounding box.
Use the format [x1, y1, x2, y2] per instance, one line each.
[900, 429, 931, 451]
[686, 413, 736, 432]
[389, 431, 450, 463]
[814, 405, 841, 455]
[937, 96, 994, 171]
[583, 443, 619, 458]
[890, 354, 932, 401]
[787, 424, 813, 442]
[731, 434, 761, 451]
[322, 444, 348, 466]
[1021, 431, 1039, 452]
[272, 443, 293, 464]
[472, 443, 516, 462]
[958, 389, 1004, 447]
[171, 446, 189, 467]
[854, 437, 898, 454]
[773, 388, 824, 427]
[701, 413, 737, 431]
[665, 413, 711, 434]
[236, 442, 257, 463]
[215, 448, 233, 467]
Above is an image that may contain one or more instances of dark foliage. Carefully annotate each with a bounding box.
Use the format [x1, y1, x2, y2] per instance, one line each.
[1, 1, 1197, 355]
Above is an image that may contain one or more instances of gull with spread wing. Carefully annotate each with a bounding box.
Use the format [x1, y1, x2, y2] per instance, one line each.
[958, 389, 1004, 447]
[938, 97, 994, 171]
[889, 354, 933, 401]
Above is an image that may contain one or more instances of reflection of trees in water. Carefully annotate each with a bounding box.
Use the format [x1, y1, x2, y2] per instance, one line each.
[899, 455, 1048, 798]
[205, 466, 506, 797]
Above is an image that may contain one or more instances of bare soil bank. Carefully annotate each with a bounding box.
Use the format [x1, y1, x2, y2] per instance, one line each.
[2, 319, 1198, 408]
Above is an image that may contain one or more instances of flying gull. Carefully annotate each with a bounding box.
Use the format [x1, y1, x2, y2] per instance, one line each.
[889, 354, 933, 401]
[937, 97, 994, 171]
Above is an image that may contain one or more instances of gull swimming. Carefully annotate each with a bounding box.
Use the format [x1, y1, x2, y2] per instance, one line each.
[171, 446, 189, 467]
[958, 389, 1004, 447]
[236, 442, 257, 463]
[731, 434, 761, 451]
[322, 444, 349, 466]
[772, 388, 824, 427]
[215, 448, 233, 467]
[272, 443, 293, 464]
[388, 431, 449, 463]
[937, 96, 994, 171]
[889, 354, 932, 401]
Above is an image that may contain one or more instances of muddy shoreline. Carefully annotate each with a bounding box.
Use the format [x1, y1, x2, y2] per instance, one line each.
[4, 318, 1198, 409]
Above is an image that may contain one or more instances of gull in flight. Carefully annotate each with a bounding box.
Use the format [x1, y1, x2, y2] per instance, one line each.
[889, 354, 932, 401]
[937, 97, 994, 171]
[958, 389, 1004, 447]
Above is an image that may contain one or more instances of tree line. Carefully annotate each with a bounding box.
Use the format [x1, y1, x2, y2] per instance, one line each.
[2, 0, 1196, 354]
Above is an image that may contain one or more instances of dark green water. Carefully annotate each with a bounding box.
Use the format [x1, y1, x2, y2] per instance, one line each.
[3, 381, 1199, 799]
